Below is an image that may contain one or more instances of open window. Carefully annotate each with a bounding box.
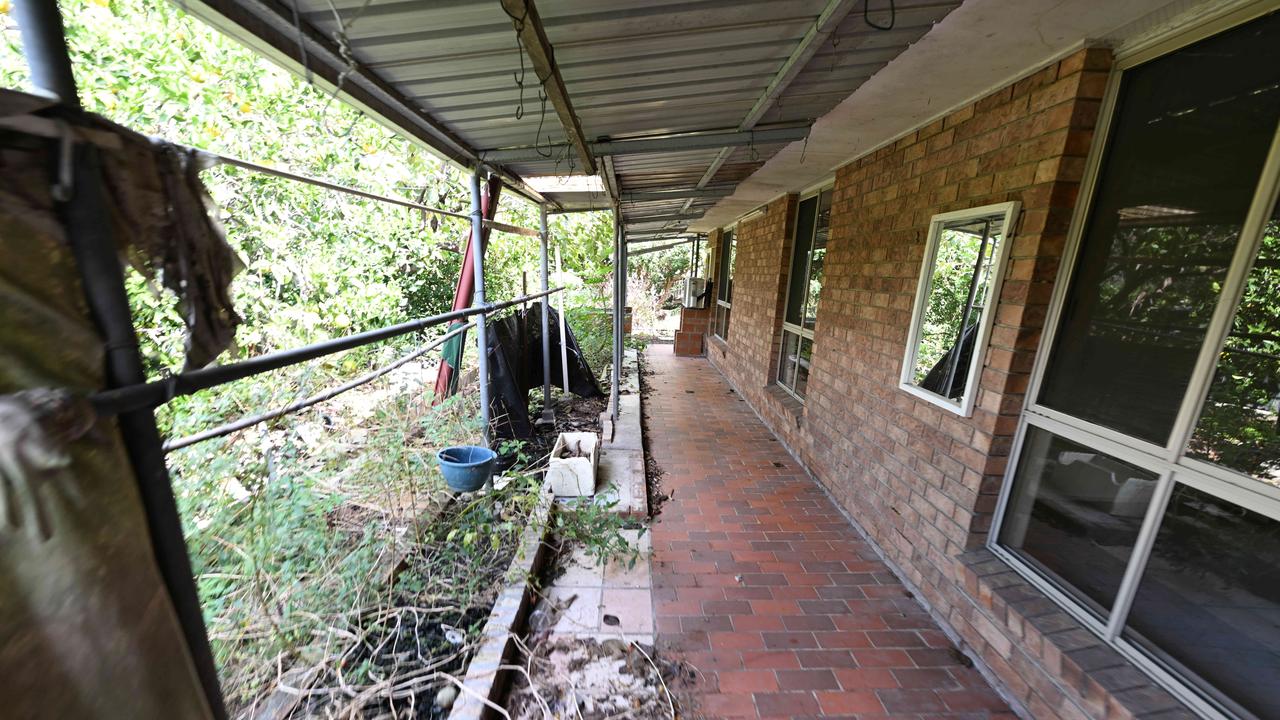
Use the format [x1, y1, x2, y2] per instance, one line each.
[777, 187, 832, 399]
[713, 228, 736, 339]
[899, 202, 1019, 415]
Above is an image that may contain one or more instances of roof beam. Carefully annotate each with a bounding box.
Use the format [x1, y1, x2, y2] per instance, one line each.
[500, 0, 597, 175]
[601, 154, 620, 203]
[684, 0, 858, 212]
[630, 239, 697, 257]
[621, 187, 735, 201]
[626, 228, 690, 238]
[176, 0, 556, 208]
[480, 124, 812, 163]
[179, 0, 472, 162]
[741, 0, 860, 129]
[624, 212, 705, 224]
[628, 234, 699, 243]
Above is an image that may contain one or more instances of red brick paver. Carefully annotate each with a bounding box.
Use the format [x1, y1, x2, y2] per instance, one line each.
[645, 345, 1014, 719]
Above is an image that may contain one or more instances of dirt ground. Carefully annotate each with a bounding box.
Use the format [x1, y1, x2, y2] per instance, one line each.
[507, 636, 693, 720]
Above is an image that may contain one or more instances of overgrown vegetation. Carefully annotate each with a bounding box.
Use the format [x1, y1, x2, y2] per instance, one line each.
[629, 244, 693, 339]
[1, 0, 641, 714]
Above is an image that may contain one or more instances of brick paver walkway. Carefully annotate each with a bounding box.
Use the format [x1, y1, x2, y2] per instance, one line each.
[644, 345, 1014, 719]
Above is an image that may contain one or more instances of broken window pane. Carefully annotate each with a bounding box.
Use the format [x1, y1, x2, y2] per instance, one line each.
[778, 330, 800, 389]
[795, 336, 813, 397]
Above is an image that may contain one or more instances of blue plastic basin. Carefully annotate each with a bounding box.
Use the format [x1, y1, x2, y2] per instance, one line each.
[436, 445, 498, 492]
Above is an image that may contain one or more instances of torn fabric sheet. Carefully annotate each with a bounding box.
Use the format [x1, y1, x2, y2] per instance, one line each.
[0, 88, 243, 371]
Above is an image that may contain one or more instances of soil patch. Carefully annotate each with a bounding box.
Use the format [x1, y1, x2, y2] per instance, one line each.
[506, 637, 692, 720]
[638, 356, 667, 517]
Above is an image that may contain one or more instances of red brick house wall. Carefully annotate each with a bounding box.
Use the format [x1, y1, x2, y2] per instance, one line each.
[697, 48, 1189, 719]
[674, 305, 711, 356]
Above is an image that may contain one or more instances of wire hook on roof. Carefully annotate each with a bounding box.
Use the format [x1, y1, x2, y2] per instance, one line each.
[864, 0, 896, 31]
[501, 1, 532, 121]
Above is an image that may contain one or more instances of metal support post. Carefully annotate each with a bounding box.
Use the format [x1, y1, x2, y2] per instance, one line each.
[610, 208, 622, 419]
[14, 0, 79, 107]
[539, 203, 553, 423]
[14, 0, 225, 716]
[470, 170, 492, 445]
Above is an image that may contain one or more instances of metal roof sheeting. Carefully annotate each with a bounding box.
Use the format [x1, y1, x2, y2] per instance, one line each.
[180, 0, 961, 235]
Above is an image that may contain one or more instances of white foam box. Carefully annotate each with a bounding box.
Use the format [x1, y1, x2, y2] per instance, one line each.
[547, 431, 600, 497]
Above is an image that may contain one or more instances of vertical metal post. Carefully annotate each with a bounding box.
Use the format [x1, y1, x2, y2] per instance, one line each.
[14, 0, 80, 108]
[539, 203, 552, 422]
[621, 225, 628, 338]
[470, 170, 492, 445]
[14, 1, 225, 716]
[611, 208, 622, 419]
[690, 237, 697, 284]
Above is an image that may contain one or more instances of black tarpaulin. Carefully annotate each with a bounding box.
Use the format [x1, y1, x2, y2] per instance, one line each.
[486, 304, 602, 440]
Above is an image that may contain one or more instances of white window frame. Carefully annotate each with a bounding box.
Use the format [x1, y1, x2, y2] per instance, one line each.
[987, 5, 1280, 719]
[712, 227, 735, 340]
[898, 201, 1020, 417]
[776, 184, 833, 401]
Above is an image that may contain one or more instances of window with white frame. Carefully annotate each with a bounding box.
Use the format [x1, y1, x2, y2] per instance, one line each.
[991, 9, 1280, 720]
[713, 229, 735, 339]
[900, 202, 1019, 415]
[777, 188, 832, 398]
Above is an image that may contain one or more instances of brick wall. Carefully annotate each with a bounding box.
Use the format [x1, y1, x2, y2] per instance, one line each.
[699, 48, 1187, 719]
[706, 195, 797, 388]
[674, 306, 711, 356]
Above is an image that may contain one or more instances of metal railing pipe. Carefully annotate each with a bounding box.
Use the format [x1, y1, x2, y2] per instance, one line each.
[163, 322, 471, 452]
[470, 169, 492, 445]
[539, 203, 552, 420]
[207, 150, 471, 220]
[179, 146, 541, 238]
[88, 288, 561, 417]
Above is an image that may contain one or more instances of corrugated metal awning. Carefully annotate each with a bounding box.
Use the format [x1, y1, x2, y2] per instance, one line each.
[179, 0, 961, 237]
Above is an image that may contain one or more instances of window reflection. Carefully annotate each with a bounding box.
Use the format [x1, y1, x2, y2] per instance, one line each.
[714, 230, 735, 339]
[804, 191, 831, 330]
[1189, 200, 1280, 488]
[1124, 484, 1280, 720]
[999, 426, 1154, 616]
[911, 215, 1004, 400]
[777, 189, 831, 399]
[1037, 12, 1280, 444]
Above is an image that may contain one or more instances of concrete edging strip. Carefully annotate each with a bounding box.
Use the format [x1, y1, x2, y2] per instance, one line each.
[447, 484, 556, 720]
